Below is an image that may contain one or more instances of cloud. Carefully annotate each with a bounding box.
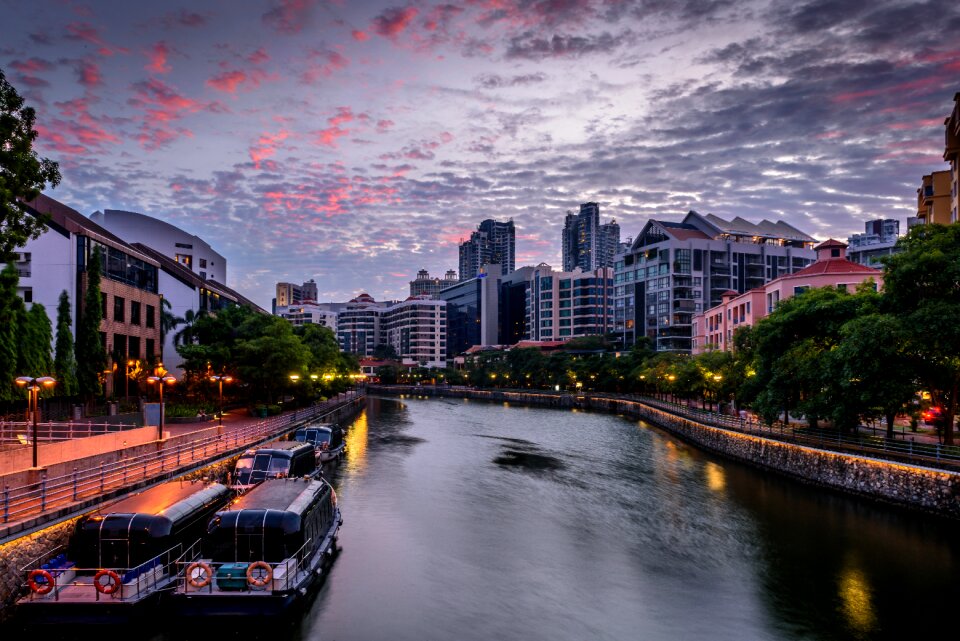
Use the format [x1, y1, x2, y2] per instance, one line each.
[475, 72, 548, 89]
[351, 30, 369, 41]
[505, 30, 634, 59]
[301, 49, 350, 84]
[262, 0, 318, 35]
[311, 107, 357, 147]
[145, 42, 171, 74]
[249, 129, 290, 169]
[160, 9, 208, 28]
[127, 78, 209, 148]
[247, 47, 270, 65]
[371, 6, 419, 39]
[207, 69, 270, 94]
[64, 22, 127, 56]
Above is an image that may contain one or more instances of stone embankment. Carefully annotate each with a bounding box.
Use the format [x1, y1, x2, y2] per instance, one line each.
[372, 386, 960, 519]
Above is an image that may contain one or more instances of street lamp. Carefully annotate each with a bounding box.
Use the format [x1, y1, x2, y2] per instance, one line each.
[147, 372, 177, 440]
[15, 376, 56, 469]
[125, 359, 137, 403]
[209, 375, 234, 430]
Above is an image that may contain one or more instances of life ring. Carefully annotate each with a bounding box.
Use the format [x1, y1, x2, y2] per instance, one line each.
[186, 562, 213, 589]
[27, 569, 55, 595]
[93, 569, 121, 595]
[246, 561, 273, 588]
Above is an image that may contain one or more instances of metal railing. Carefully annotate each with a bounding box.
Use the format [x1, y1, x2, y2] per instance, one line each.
[1, 421, 139, 446]
[175, 536, 315, 595]
[1, 391, 363, 526]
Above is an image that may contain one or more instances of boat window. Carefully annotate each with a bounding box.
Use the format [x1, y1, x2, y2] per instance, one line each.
[294, 431, 306, 442]
[306, 429, 319, 442]
[268, 457, 290, 473]
[316, 430, 332, 444]
[252, 453, 272, 471]
[235, 456, 253, 470]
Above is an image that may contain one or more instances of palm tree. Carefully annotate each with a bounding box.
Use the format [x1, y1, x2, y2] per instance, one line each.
[159, 298, 180, 361]
[174, 309, 207, 346]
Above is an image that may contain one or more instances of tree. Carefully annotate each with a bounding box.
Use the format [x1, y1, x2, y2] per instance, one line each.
[173, 308, 206, 346]
[21, 302, 53, 376]
[54, 290, 78, 396]
[76, 246, 106, 401]
[0, 68, 61, 261]
[159, 297, 178, 361]
[882, 224, 960, 444]
[0, 263, 22, 401]
[372, 343, 398, 360]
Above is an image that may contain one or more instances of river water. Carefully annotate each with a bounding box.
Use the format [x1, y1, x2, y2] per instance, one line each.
[288, 395, 960, 641]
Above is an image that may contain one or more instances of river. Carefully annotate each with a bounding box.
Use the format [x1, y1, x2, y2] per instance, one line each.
[288, 395, 960, 640]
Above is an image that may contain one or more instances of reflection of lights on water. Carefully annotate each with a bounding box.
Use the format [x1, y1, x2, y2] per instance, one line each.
[345, 410, 369, 470]
[704, 462, 726, 492]
[838, 562, 877, 636]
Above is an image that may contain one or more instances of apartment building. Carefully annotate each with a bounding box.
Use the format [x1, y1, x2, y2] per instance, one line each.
[692, 240, 882, 353]
[336, 294, 446, 367]
[458, 219, 516, 280]
[945, 92, 959, 224]
[526, 264, 613, 342]
[614, 211, 816, 352]
[847, 219, 901, 266]
[562, 202, 620, 271]
[409, 269, 459, 299]
[917, 171, 953, 225]
[276, 303, 339, 330]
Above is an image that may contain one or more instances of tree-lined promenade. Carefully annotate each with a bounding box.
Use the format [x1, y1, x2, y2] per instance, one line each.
[389, 224, 960, 445]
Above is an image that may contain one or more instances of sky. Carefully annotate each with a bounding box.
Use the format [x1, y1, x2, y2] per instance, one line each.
[2, 0, 959, 309]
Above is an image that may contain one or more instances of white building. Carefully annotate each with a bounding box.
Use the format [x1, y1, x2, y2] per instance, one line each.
[382, 297, 447, 368]
[526, 264, 614, 341]
[847, 219, 901, 267]
[276, 303, 339, 331]
[90, 209, 227, 283]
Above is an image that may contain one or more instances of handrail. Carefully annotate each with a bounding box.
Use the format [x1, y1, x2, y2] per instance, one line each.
[1, 391, 363, 527]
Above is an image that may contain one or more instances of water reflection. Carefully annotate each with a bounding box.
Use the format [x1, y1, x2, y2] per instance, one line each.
[838, 558, 878, 639]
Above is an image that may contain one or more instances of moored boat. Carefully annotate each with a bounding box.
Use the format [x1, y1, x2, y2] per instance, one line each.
[230, 441, 318, 492]
[293, 424, 345, 463]
[16, 479, 230, 624]
[171, 477, 341, 617]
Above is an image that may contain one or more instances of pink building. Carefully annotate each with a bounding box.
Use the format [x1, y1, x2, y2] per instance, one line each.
[692, 240, 882, 353]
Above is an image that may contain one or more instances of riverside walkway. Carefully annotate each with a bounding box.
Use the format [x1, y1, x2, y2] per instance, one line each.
[0, 391, 364, 541]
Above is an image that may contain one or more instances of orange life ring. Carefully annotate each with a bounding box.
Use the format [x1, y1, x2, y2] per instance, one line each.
[93, 569, 121, 595]
[186, 562, 213, 589]
[246, 561, 273, 588]
[27, 569, 55, 595]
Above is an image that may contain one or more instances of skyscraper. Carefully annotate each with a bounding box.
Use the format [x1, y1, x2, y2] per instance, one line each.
[458, 219, 515, 280]
[562, 202, 620, 271]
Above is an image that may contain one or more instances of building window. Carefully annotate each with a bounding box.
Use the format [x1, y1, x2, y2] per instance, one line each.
[175, 242, 193, 249]
[831, 248, 840, 258]
[22, 288, 33, 303]
[146, 338, 155, 359]
[101, 293, 107, 319]
[199, 258, 207, 268]
[146, 305, 155, 328]
[837, 284, 847, 292]
[130, 301, 141, 325]
[114, 333, 126, 358]
[128, 336, 141, 359]
[114, 296, 125, 322]
[176, 254, 193, 268]
[793, 286, 808, 296]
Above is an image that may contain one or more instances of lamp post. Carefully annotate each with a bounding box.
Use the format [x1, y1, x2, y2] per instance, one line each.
[147, 371, 177, 441]
[15, 376, 56, 469]
[125, 359, 137, 403]
[209, 375, 233, 430]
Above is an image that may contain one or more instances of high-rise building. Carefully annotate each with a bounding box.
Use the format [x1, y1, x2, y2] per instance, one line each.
[562, 202, 620, 272]
[275, 279, 318, 309]
[944, 92, 959, 224]
[526, 265, 614, 342]
[336, 294, 446, 367]
[458, 219, 515, 280]
[847, 219, 901, 266]
[614, 211, 817, 353]
[276, 303, 340, 331]
[409, 269, 459, 298]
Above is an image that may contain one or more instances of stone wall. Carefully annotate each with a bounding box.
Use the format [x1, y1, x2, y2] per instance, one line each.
[372, 386, 960, 519]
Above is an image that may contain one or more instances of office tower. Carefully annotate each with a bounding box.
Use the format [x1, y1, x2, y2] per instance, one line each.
[458, 219, 515, 280]
[562, 202, 620, 271]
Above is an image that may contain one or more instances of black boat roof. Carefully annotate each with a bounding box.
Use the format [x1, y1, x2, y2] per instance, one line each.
[95, 480, 228, 517]
[231, 478, 327, 512]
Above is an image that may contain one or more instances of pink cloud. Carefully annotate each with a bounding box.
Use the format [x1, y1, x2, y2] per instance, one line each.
[161, 10, 207, 28]
[10, 58, 55, 74]
[376, 119, 395, 133]
[250, 129, 290, 169]
[352, 30, 369, 41]
[64, 22, 127, 56]
[262, 0, 318, 35]
[301, 49, 350, 84]
[247, 47, 270, 65]
[206, 68, 270, 94]
[372, 6, 419, 39]
[127, 78, 209, 148]
[145, 42, 171, 74]
[74, 58, 103, 87]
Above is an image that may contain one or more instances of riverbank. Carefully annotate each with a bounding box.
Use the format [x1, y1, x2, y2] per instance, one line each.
[370, 385, 960, 519]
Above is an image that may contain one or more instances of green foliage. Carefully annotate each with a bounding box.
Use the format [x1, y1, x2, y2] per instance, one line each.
[21, 302, 53, 376]
[881, 223, 960, 444]
[372, 343, 398, 360]
[0, 263, 21, 401]
[54, 290, 78, 396]
[0, 69, 61, 261]
[76, 245, 106, 400]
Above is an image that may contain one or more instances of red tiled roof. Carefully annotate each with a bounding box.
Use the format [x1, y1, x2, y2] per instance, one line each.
[814, 238, 848, 249]
[789, 259, 880, 278]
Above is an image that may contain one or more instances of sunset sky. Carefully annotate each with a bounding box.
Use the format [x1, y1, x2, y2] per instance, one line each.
[2, 0, 958, 308]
